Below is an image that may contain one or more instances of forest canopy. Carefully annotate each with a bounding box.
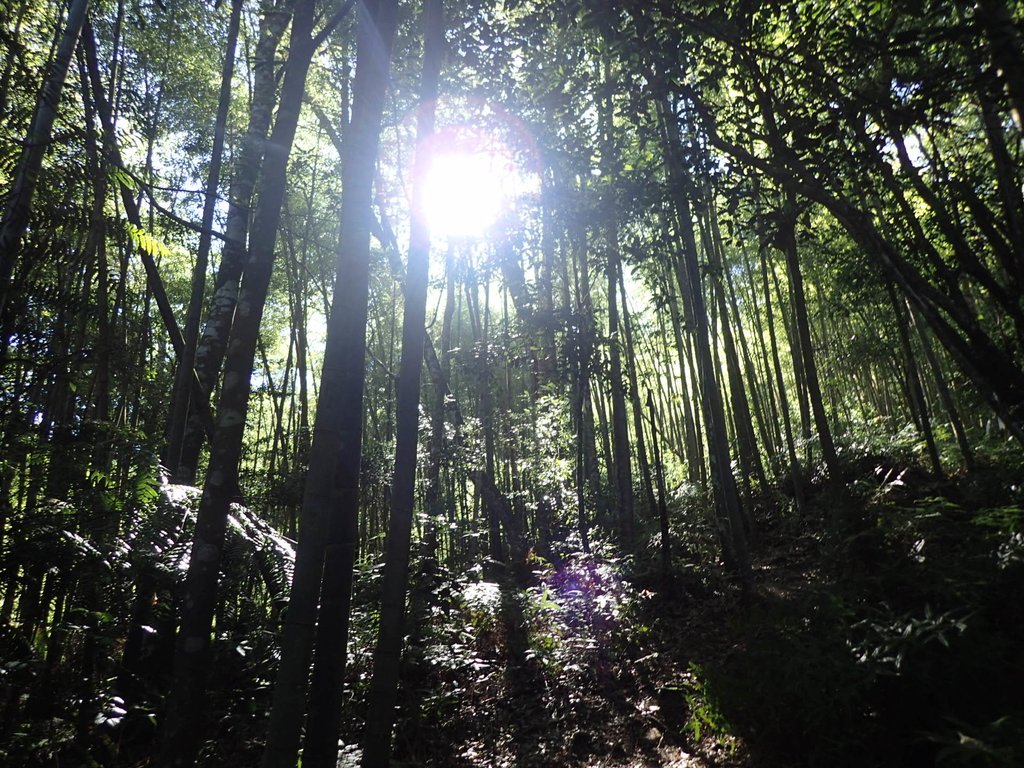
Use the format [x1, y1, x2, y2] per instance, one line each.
[1, 0, 1023, 766]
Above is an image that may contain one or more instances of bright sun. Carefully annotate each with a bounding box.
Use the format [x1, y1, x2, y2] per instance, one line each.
[420, 150, 506, 238]
[415, 126, 533, 240]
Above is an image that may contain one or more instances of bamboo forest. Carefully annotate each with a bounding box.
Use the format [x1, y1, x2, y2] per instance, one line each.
[2, 0, 1024, 765]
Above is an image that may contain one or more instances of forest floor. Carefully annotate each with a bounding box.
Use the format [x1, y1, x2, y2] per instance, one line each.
[382, 456, 1024, 768]
[383, 535, 796, 768]
[411, 538, 820, 768]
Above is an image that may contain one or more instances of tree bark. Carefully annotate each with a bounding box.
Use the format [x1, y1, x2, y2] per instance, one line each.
[157, 1, 318, 763]
[261, 1, 399, 765]
[778, 193, 841, 481]
[599, 59, 635, 544]
[659, 96, 750, 583]
[164, 0, 242, 479]
[175, 0, 294, 483]
[0, 0, 90, 323]
[361, 0, 443, 763]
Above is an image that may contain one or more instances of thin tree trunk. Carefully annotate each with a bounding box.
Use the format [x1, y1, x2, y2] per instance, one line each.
[979, 83, 1024, 290]
[599, 60, 635, 544]
[678, 207, 749, 581]
[760, 248, 804, 511]
[655, 309, 686, 458]
[779, 193, 841, 481]
[689, 85, 1024, 443]
[885, 122, 1024, 342]
[164, 0, 242, 479]
[740, 244, 784, 460]
[424, 245, 456, 556]
[478, 284, 504, 566]
[0, 0, 32, 122]
[702, 204, 766, 491]
[724, 240, 778, 471]
[911, 305, 974, 470]
[658, 96, 750, 583]
[82, 26, 219, 451]
[977, 0, 1024, 133]
[0, 0, 90, 324]
[888, 284, 944, 478]
[648, 391, 672, 579]
[663, 260, 703, 484]
[537, 181, 559, 384]
[571, 200, 605, 534]
[74, 45, 114, 725]
[619, 271, 657, 526]
[593, 365, 615, 515]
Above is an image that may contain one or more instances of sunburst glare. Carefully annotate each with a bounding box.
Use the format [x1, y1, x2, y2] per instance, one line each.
[414, 119, 538, 240]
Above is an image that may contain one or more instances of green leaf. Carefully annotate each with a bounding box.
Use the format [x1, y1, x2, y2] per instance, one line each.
[125, 223, 172, 259]
[109, 165, 138, 192]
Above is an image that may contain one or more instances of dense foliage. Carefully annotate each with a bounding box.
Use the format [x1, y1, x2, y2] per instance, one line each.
[1, 0, 1022, 766]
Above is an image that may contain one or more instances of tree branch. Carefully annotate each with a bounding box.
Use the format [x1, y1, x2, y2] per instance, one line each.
[312, 0, 357, 49]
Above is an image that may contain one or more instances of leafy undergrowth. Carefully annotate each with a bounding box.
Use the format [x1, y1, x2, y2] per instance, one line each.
[3, 452, 1021, 767]
[376, 453, 1024, 768]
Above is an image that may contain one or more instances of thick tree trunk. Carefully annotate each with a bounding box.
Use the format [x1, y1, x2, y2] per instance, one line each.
[175, 0, 294, 483]
[157, 2, 318, 764]
[261, 2, 399, 765]
[362, 1, 443, 764]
